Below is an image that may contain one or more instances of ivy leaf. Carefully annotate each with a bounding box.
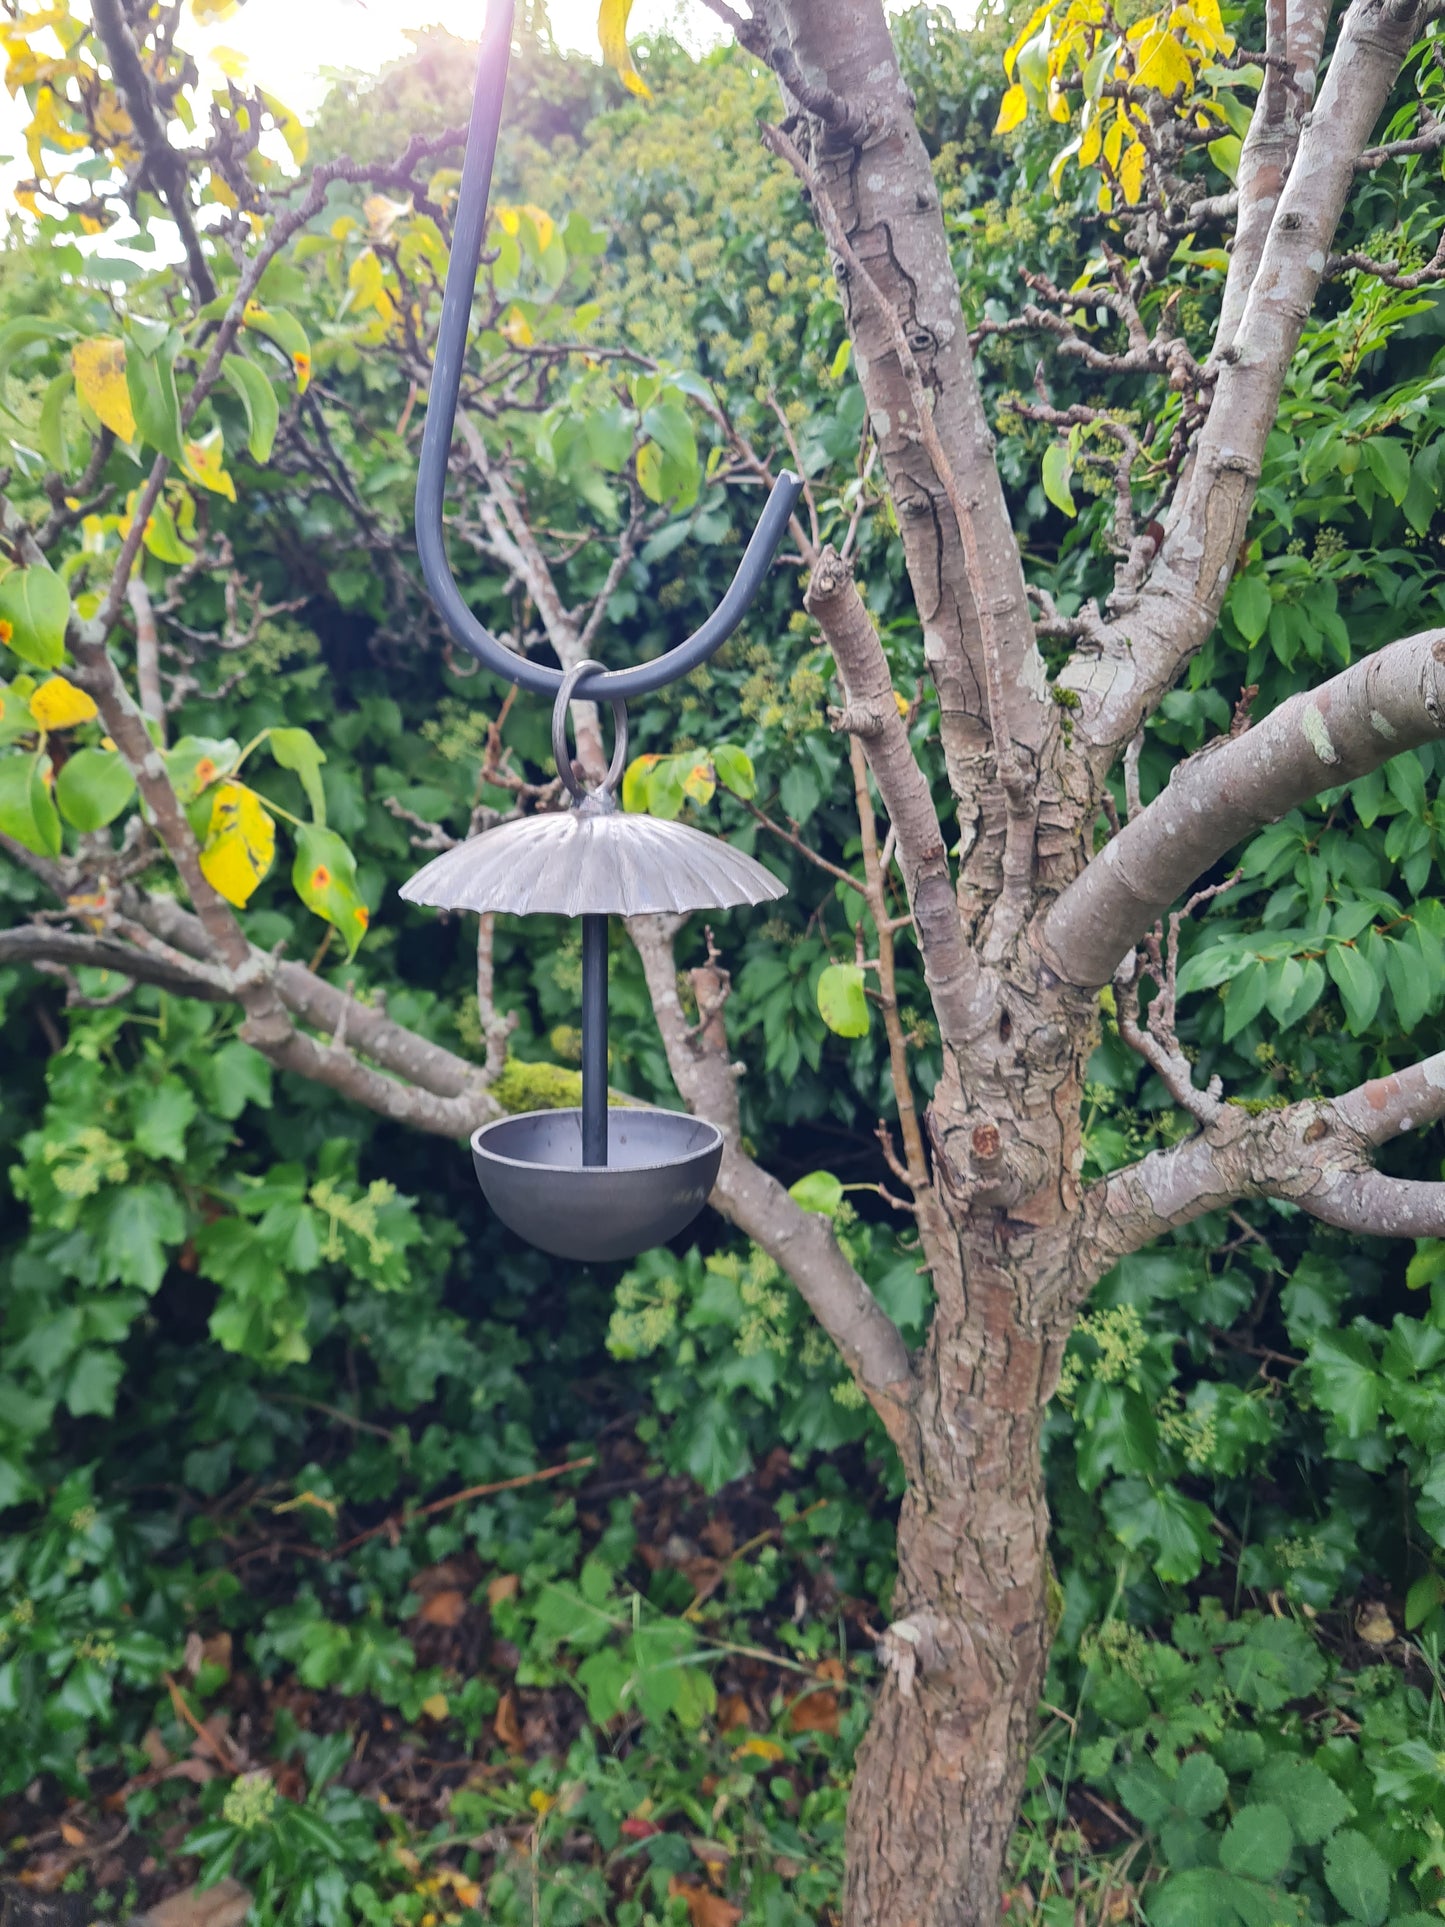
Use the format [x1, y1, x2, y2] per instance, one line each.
[270, 725, 327, 824]
[0, 752, 61, 856]
[64, 1348, 124, 1419]
[28, 674, 96, 732]
[0, 564, 71, 669]
[598, 0, 652, 97]
[199, 781, 276, 907]
[91, 1181, 186, 1293]
[133, 1078, 198, 1163]
[56, 748, 135, 831]
[71, 335, 137, 442]
[817, 962, 870, 1038]
[1042, 442, 1076, 517]
[1308, 1330, 1382, 1437]
[222, 352, 281, 463]
[292, 822, 370, 957]
[1321, 1829, 1390, 1925]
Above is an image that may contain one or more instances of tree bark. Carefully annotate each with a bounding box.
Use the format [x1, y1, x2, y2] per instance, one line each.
[848, 1249, 1067, 1926]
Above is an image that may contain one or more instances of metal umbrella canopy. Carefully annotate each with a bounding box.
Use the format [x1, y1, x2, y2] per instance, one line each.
[405, 7, 797, 1262]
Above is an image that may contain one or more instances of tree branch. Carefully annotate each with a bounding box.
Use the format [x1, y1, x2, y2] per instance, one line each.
[805, 546, 994, 1048]
[629, 912, 916, 1438]
[1067, 0, 1426, 754]
[1043, 626, 1445, 987]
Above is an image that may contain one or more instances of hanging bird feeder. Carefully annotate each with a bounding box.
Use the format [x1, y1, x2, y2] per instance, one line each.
[403, 0, 800, 1262]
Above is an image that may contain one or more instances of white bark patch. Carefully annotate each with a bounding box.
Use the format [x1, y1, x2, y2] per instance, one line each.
[1307, 250, 1326, 274]
[1020, 645, 1049, 701]
[1303, 702, 1338, 764]
[923, 626, 947, 665]
[141, 751, 166, 779]
[871, 409, 891, 439]
[1370, 708, 1398, 740]
[1426, 1059, 1445, 1091]
[866, 173, 885, 192]
[1058, 653, 1133, 702]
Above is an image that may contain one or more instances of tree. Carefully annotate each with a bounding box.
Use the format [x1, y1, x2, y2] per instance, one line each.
[1, 0, 1443, 1920]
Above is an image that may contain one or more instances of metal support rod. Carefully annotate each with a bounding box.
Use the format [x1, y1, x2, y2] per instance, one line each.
[413, 0, 804, 703]
[581, 914, 608, 1167]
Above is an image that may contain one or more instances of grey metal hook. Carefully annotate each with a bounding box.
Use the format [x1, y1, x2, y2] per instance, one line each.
[414, 0, 805, 704]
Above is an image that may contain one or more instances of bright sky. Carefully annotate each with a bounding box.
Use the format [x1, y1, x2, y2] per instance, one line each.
[2, 0, 961, 169]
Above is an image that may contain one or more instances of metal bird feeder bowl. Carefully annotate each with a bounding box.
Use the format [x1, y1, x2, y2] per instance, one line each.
[402, 0, 799, 1261]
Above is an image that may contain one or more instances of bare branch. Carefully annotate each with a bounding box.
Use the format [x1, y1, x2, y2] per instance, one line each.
[629, 912, 916, 1436]
[806, 547, 994, 1048]
[1044, 626, 1445, 987]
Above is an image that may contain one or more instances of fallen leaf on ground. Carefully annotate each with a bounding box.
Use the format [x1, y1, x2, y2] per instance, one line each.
[668, 1877, 743, 1927]
[788, 1689, 840, 1735]
[494, 1689, 522, 1749]
[142, 1878, 253, 1927]
[716, 1692, 752, 1732]
[417, 1587, 466, 1627]
[487, 1571, 520, 1606]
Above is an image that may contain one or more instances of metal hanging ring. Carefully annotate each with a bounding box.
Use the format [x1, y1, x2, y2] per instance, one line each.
[412, 0, 805, 705]
[552, 659, 628, 805]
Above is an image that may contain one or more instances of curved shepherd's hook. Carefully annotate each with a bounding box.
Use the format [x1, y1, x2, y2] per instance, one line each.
[415, 0, 805, 702]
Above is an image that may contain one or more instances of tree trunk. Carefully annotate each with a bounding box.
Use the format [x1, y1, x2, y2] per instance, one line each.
[846, 1256, 1068, 1927]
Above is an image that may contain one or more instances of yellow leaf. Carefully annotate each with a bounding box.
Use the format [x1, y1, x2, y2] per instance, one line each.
[190, 0, 240, 19]
[529, 1789, 554, 1815]
[364, 193, 411, 238]
[210, 43, 249, 79]
[1118, 138, 1147, 205]
[597, 0, 652, 98]
[29, 676, 97, 731]
[1133, 28, 1193, 95]
[421, 1693, 449, 1721]
[994, 82, 1029, 134]
[1004, 0, 1056, 77]
[1047, 77, 1071, 122]
[500, 307, 535, 348]
[71, 337, 136, 443]
[734, 1737, 785, 1761]
[182, 428, 237, 502]
[199, 781, 275, 906]
[272, 1488, 338, 1516]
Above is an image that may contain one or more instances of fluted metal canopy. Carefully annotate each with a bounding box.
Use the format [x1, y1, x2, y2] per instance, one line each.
[399, 804, 787, 918]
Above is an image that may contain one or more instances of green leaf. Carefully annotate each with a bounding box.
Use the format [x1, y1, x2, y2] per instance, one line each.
[1230, 574, 1271, 644]
[222, 352, 280, 464]
[1250, 1755, 1353, 1845]
[789, 1171, 844, 1216]
[1308, 1330, 1383, 1438]
[1147, 1867, 1275, 1926]
[0, 752, 61, 856]
[37, 370, 72, 472]
[817, 962, 870, 1038]
[1042, 441, 1076, 517]
[712, 743, 756, 799]
[165, 735, 240, 805]
[0, 564, 70, 669]
[1361, 436, 1411, 506]
[1174, 1752, 1229, 1819]
[1326, 942, 1382, 1034]
[1219, 1803, 1292, 1881]
[1101, 1478, 1217, 1582]
[56, 748, 135, 830]
[133, 1078, 198, 1162]
[292, 822, 370, 957]
[193, 1040, 273, 1121]
[241, 302, 311, 389]
[64, 1348, 124, 1419]
[1321, 1828, 1390, 1925]
[126, 346, 185, 464]
[92, 1181, 186, 1294]
[270, 725, 327, 823]
[1208, 133, 1241, 181]
[1220, 1616, 1327, 1712]
[779, 763, 821, 824]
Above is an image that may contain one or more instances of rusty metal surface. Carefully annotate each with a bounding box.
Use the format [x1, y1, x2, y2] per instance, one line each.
[399, 808, 787, 918]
